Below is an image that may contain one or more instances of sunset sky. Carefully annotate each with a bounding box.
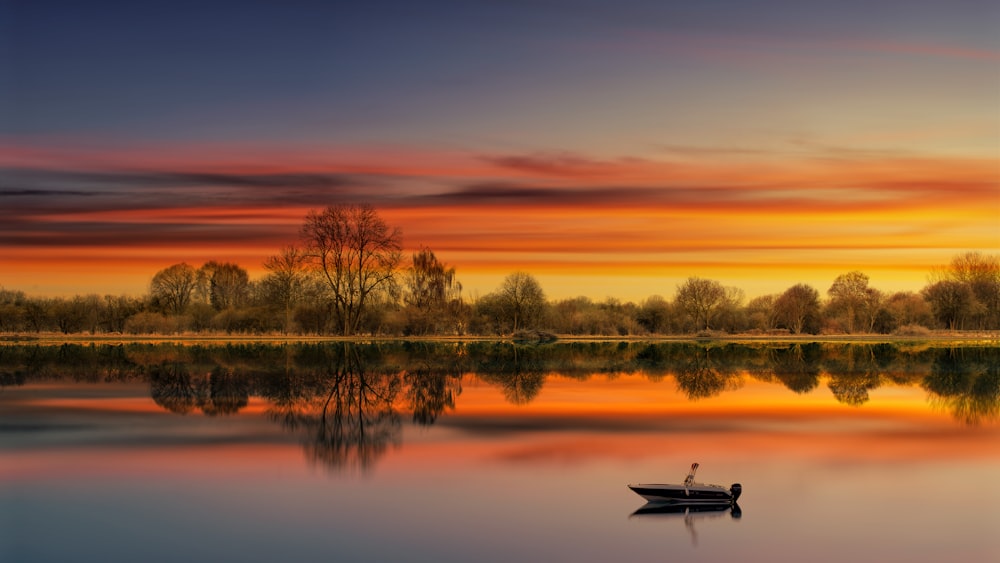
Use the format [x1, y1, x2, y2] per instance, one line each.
[2, 0, 998, 300]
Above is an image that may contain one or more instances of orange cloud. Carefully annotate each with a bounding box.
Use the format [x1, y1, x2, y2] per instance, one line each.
[2, 140, 996, 298]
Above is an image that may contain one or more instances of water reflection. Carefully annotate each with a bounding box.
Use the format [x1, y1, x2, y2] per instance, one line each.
[149, 363, 250, 415]
[759, 343, 822, 393]
[924, 347, 1000, 425]
[255, 344, 403, 472]
[629, 503, 742, 547]
[1, 341, 998, 471]
[673, 347, 743, 400]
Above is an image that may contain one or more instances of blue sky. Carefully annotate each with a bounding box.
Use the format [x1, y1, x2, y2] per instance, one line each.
[2, 0, 998, 298]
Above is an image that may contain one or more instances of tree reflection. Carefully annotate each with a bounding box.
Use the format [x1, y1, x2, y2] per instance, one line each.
[672, 347, 742, 400]
[753, 344, 822, 394]
[266, 344, 402, 472]
[201, 367, 250, 415]
[924, 348, 1000, 425]
[476, 344, 546, 405]
[149, 362, 250, 415]
[404, 366, 462, 425]
[4, 341, 999, 441]
[149, 362, 198, 414]
[823, 345, 885, 406]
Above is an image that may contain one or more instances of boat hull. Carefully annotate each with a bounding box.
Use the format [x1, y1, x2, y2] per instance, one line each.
[628, 484, 735, 505]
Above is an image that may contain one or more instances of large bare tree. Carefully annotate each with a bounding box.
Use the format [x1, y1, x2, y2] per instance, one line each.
[150, 263, 200, 314]
[300, 204, 402, 335]
[497, 271, 546, 333]
[675, 277, 727, 331]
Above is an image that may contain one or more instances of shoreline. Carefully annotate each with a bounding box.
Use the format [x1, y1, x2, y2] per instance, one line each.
[2, 331, 998, 346]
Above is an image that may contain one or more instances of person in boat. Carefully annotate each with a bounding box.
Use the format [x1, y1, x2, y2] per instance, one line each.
[683, 462, 699, 487]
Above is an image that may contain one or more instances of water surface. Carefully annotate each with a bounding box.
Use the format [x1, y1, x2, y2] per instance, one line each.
[2, 342, 998, 562]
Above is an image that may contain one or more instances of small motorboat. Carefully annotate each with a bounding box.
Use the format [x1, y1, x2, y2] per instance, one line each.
[628, 463, 741, 505]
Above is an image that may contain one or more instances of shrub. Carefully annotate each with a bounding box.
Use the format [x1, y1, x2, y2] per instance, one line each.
[893, 324, 932, 337]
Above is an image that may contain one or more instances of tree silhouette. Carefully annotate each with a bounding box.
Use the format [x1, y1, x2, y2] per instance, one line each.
[150, 263, 201, 314]
[300, 204, 402, 335]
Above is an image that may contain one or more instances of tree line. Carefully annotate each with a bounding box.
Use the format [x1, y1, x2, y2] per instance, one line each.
[1, 204, 998, 336]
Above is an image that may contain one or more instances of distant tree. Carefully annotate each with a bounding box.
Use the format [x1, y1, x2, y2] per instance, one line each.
[200, 261, 250, 310]
[548, 296, 595, 335]
[470, 292, 506, 335]
[714, 286, 746, 333]
[150, 263, 200, 314]
[746, 294, 778, 332]
[300, 204, 403, 335]
[51, 296, 96, 334]
[675, 277, 727, 331]
[403, 248, 463, 335]
[883, 291, 933, 331]
[637, 295, 672, 334]
[923, 280, 976, 330]
[827, 271, 877, 333]
[21, 298, 53, 332]
[861, 287, 885, 333]
[0, 288, 27, 332]
[100, 295, 142, 333]
[775, 284, 821, 334]
[936, 252, 1000, 329]
[261, 245, 310, 333]
[599, 297, 641, 336]
[495, 272, 546, 333]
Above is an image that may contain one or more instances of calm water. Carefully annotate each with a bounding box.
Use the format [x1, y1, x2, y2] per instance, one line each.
[2, 342, 998, 562]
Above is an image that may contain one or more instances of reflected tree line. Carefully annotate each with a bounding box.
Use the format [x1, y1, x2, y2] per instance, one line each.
[1, 342, 997, 470]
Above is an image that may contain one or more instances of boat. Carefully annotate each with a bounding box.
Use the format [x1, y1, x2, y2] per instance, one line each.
[628, 463, 741, 505]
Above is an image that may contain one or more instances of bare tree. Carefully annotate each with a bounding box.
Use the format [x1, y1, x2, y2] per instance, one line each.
[150, 263, 200, 314]
[262, 245, 310, 334]
[775, 284, 821, 334]
[300, 204, 403, 335]
[937, 252, 1000, 329]
[675, 277, 727, 331]
[496, 272, 546, 333]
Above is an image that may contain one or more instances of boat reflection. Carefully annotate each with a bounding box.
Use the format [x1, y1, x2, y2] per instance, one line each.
[629, 502, 742, 546]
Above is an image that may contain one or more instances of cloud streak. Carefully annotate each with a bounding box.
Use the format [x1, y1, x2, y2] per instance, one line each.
[1, 142, 997, 298]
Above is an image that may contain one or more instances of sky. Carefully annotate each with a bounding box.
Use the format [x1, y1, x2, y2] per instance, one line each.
[1, 0, 998, 301]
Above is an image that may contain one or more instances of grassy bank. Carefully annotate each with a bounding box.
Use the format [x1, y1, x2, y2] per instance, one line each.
[3, 331, 998, 346]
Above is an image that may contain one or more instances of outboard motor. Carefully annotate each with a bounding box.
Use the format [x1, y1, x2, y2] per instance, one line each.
[730, 483, 742, 502]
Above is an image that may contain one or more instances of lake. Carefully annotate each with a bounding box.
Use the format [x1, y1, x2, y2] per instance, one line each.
[2, 341, 998, 562]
